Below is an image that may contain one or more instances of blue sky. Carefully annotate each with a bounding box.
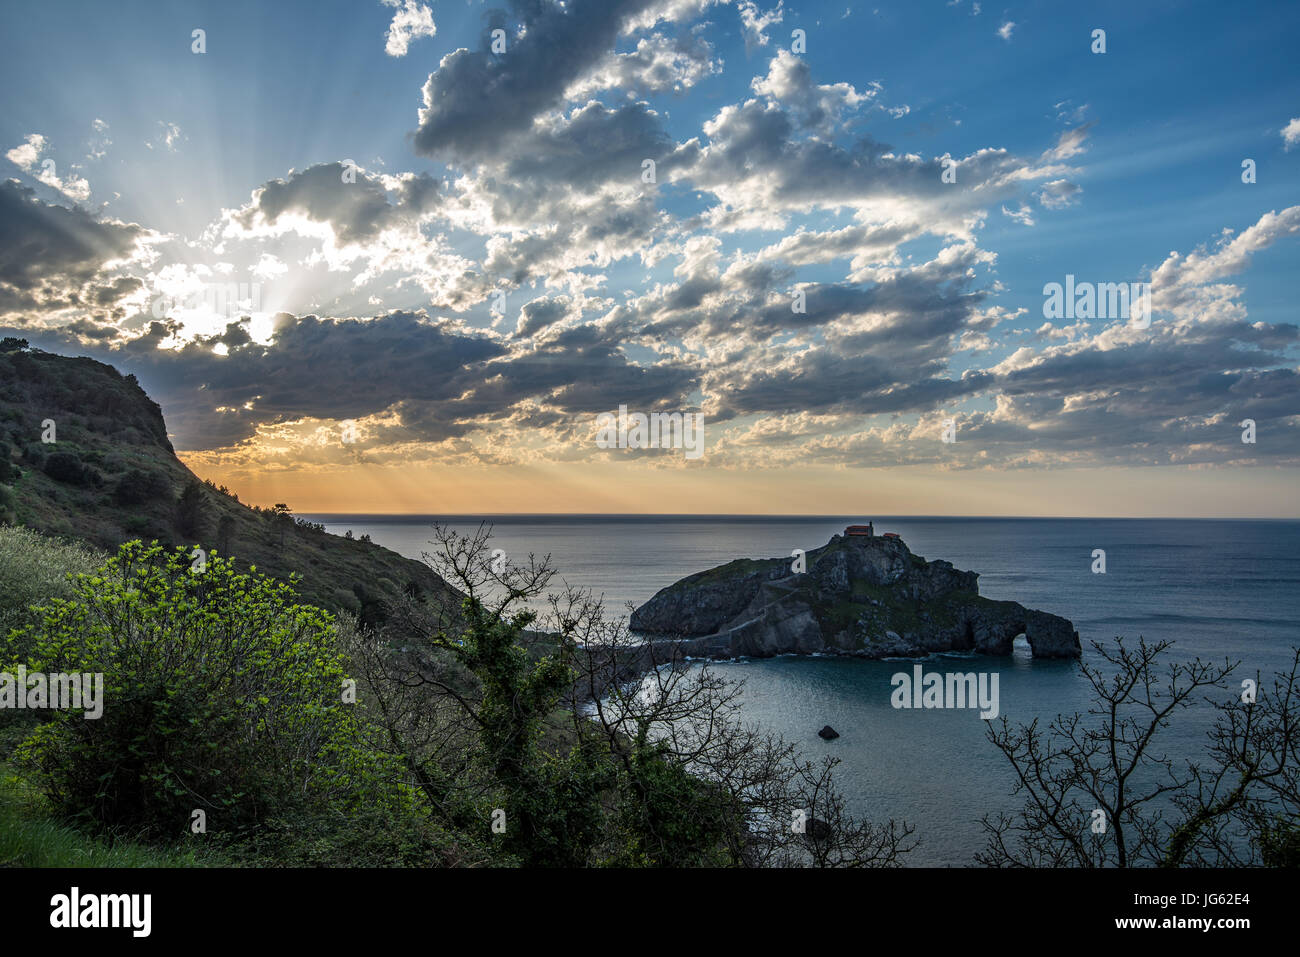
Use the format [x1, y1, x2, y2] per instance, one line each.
[1, 0, 1298, 514]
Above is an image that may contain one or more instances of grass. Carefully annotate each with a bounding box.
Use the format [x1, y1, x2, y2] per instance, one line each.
[689, 556, 777, 585]
[0, 762, 209, 868]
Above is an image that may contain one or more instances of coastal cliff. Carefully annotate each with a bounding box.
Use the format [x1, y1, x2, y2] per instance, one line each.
[629, 531, 1081, 660]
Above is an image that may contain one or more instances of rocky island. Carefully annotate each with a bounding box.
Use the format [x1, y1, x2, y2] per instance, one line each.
[630, 528, 1081, 660]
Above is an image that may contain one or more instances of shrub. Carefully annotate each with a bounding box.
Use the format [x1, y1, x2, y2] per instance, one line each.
[42, 451, 95, 486]
[112, 467, 171, 506]
[0, 440, 17, 483]
[4, 541, 398, 839]
[0, 526, 102, 650]
[213, 803, 478, 868]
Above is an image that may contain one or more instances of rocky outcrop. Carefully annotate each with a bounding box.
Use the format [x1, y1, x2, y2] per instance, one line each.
[630, 533, 1080, 660]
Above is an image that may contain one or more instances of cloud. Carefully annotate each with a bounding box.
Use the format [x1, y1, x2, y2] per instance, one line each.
[0, 180, 145, 318]
[5, 134, 91, 201]
[228, 162, 442, 245]
[1036, 179, 1082, 209]
[1283, 116, 1300, 151]
[1149, 206, 1300, 323]
[381, 0, 436, 57]
[10, 0, 1294, 482]
[5, 134, 43, 170]
[87, 118, 111, 162]
[412, 0, 660, 166]
[1002, 203, 1035, 226]
[565, 30, 720, 98]
[513, 296, 573, 337]
[750, 48, 876, 134]
[737, 1, 784, 52]
[147, 122, 183, 152]
[997, 21, 1015, 41]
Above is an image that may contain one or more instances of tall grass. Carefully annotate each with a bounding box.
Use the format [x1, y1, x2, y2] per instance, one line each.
[0, 764, 204, 867]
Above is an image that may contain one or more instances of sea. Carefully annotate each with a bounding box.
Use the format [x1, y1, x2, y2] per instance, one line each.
[302, 514, 1300, 866]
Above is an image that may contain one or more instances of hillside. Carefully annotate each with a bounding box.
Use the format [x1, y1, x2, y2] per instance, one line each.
[0, 339, 456, 623]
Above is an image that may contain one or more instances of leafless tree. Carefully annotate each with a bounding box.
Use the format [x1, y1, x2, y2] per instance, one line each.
[347, 522, 917, 867]
[979, 637, 1300, 867]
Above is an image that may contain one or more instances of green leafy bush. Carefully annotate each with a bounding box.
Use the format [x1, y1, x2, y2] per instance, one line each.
[4, 541, 398, 839]
[42, 451, 96, 487]
[21, 444, 45, 469]
[111, 467, 171, 506]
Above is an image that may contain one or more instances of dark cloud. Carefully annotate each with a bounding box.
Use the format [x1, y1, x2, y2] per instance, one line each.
[413, 0, 659, 166]
[0, 180, 143, 313]
[709, 347, 988, 421]
[513, 296, 571, 337]
[499, 100, 696, 186]
[232, 163, 441, 243]
[10, 311, 505, 449]
[470, 322, 699, 416]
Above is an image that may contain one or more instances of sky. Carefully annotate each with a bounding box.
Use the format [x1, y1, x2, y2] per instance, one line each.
[1, 0, 1298, 516]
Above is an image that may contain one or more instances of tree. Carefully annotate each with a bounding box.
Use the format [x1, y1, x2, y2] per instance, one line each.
[175, 478, 209, 539]
[217, 514, 236, 556]
[567, 593, 916, 867]
[0, 440, 18, 483]
[3, 542, 387, 838]
[978, 637, 1300, 867]
[0, 483, 16, 525]
[1166, 648, 1300, 866]
[270, 502, 292, 549]
[348, 523, 916, 868]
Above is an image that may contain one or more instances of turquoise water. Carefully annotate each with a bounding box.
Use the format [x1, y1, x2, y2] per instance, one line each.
[304, 515, 1300, 865]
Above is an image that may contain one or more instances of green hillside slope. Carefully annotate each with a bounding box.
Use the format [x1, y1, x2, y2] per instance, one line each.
[0, 339, 455, 623]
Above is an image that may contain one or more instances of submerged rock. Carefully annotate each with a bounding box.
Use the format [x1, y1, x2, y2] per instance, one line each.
[804, 817, 834, 843]
[629, 531, 1080, 661]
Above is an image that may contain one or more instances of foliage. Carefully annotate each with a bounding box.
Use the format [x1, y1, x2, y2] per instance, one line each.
[112, 467, 171, 507]
[0, 763, 207, 867]
[43, 450, 97, 487]
[362, 523, 917, 868]
[3, 541, 396, 840]
[0, 525, 103, 653]
[174, 478, 209, 539]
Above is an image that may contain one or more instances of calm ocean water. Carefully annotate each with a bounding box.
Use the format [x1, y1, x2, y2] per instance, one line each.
[304, 515, 1300, 865]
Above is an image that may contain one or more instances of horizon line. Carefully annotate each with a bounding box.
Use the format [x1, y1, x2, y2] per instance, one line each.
[293, 512, 1300, 521]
